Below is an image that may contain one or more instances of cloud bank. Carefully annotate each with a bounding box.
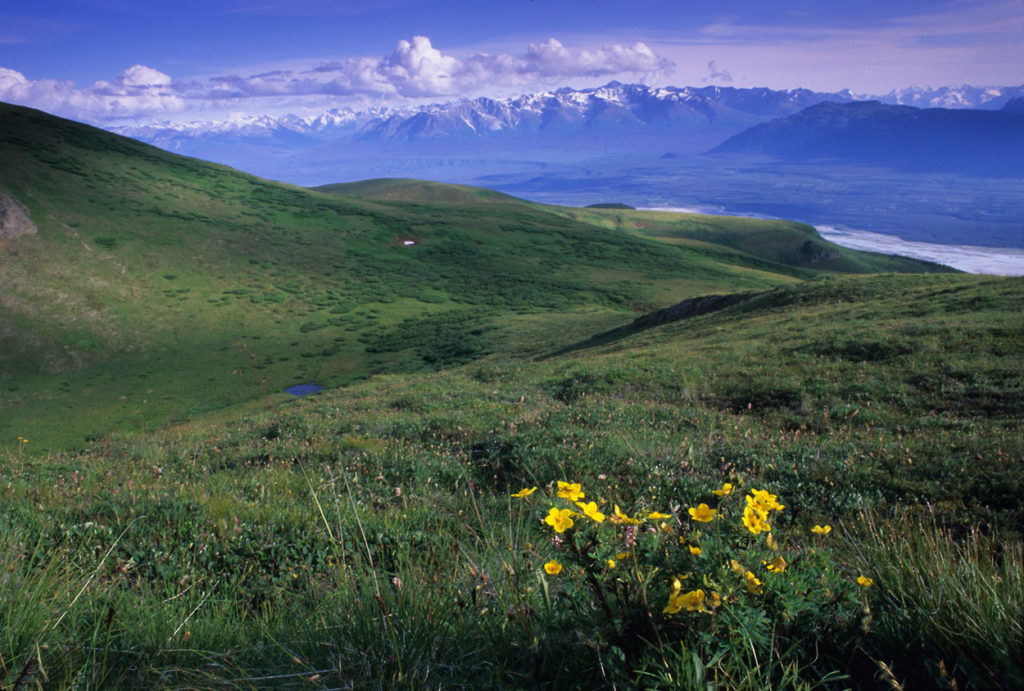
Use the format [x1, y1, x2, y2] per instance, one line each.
[0, 64, 185, 120]
[0, 36, 672, 123]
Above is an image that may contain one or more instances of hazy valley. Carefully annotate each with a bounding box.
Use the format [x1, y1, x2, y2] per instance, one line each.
[114, 82, 1024, 252]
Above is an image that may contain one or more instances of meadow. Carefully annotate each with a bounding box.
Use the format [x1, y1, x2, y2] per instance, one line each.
[1, 103, 1022, 688]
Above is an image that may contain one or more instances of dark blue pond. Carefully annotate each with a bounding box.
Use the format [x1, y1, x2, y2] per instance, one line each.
[284, 383, 324, 397]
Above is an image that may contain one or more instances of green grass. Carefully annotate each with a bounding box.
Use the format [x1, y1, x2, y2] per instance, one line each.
[1, 103, 1021, 689]
[1, 103, 866, 449]
[1, 103, 949, 450]
[3, 271, 1022, 688]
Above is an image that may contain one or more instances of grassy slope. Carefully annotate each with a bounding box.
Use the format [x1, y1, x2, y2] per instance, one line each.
[319, 177, 958, 275]
[1, 272, 1020, 688]
[1, 103, 1021, 688]
[553, 205, 958, 274]
[0, 103, 942, 450]
[0, 104, 808, 449]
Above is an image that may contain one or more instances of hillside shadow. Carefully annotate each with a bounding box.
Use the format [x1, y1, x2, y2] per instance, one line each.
[543, 290, 762, 358]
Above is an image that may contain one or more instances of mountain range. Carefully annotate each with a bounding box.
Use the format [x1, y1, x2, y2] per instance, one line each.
[114, 82, 1024, 151]
[100, 81, 1024, 250]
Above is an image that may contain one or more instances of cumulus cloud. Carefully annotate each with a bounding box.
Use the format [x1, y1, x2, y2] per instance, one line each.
[0, 64, 185, 121]
[516, 38, 670, 78]
[0, 36, 673, 122]
[209, 36, 672, 100]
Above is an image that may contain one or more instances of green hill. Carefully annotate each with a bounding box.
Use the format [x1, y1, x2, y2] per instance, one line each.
[0, 102, 943, 449]
[2, 102, 1020, 689]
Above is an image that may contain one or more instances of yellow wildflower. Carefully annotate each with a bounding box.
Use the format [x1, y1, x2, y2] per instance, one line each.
[544, 560, 563, 575]
[747, 489, 785, 512]
[766, 533, 779, 550]
[742, 505, 770, 534]
[711, 482, 734, 497]
[764, 555, 788, 573]
[730, 559, 747, 576]
[610, 505, 642, 525]
[857, 575, 874, 587]
[544, 507, 574, 533]
[688, 503, 717, 522]
[664, 587, 706, 614]
[708, 591, 722, 609]
[607, 559, 616, 569]
[688, 544, 702, 556]
[812, 524, 832, 535]
[557, 481, 585, 501]
[511, 486, 537, 498]
[647, 511, 672, 520]
[745, 571, 763, 594]
[574, 500, 606, 523]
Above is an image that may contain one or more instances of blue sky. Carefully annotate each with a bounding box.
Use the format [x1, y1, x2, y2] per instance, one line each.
[1, 0, 1021, 124]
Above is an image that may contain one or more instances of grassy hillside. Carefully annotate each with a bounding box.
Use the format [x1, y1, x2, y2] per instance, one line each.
[2, 103, 1019, 689]
[2, 272, 1021, 688]
[324, 178, 957, 275]
[554, 205, 956, 274]
[315, 178, 525, 205]
[0, 103, 942, 450]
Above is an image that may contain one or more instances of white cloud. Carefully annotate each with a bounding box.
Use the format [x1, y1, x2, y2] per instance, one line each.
[310, 36, 672, 97]
[379, 36, 462, 96]
[0, 64, 185, 121]
[515, 38, 670, 79]
[0, 36, 673, 123]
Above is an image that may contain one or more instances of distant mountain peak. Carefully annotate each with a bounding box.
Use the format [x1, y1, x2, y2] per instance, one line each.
[708, 99, 1024, 176]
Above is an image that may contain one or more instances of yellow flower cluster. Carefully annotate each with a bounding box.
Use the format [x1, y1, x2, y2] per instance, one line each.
[742, 488, 784, 535]
[667, 485, 796, 615]
[541, 481, 666, 534]
[664, 578, 722, 614]
[535, 480, 672, 579]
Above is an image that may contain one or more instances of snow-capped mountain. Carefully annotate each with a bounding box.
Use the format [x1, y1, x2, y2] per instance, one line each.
[116, 82, 864, 147]
[112, 106, 393, 151]
[113, 82, 1023, 149]
[883, 85, 1024, 110]
[105, 81, 1024, 188]
[354, 83, 858, 142]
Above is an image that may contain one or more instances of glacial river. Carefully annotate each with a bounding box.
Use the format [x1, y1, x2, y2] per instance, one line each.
[641, 206, 1024, 276]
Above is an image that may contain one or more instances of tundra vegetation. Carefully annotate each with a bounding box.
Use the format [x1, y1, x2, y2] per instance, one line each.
[1, 103, 1021, 688]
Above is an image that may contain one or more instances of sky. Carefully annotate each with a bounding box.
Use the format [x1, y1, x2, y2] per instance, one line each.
[1, 0, 1022, 125]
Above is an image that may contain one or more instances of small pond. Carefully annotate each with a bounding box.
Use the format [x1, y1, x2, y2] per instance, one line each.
[284, 382, 324, 397]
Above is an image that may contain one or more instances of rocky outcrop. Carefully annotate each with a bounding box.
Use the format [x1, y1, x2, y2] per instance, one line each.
[0, 193, 38, 240]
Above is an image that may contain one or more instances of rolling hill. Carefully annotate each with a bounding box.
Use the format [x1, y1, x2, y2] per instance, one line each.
[0, 101, 951, 449]
[1, 100, 1022, 689]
